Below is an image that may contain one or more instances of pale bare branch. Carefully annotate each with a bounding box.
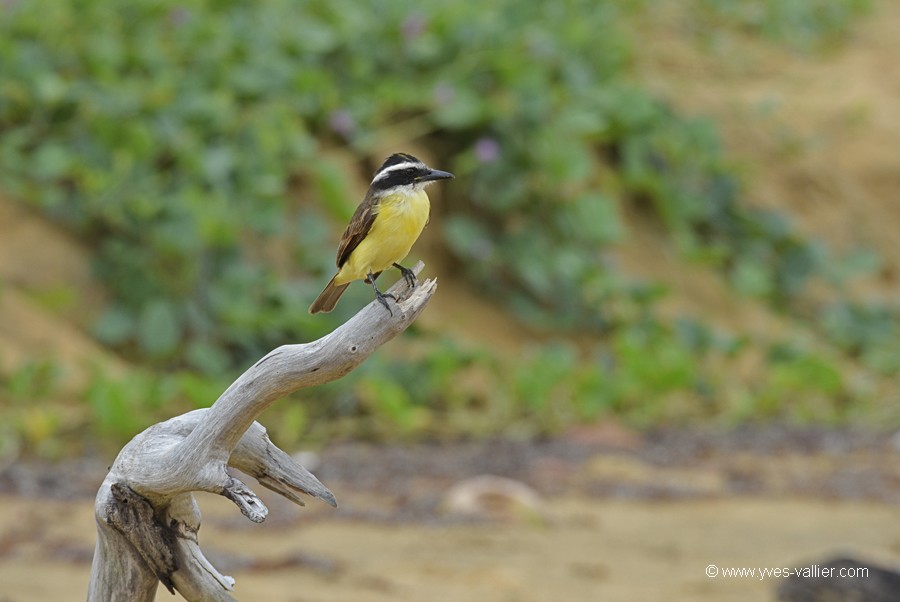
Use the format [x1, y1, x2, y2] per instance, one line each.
[88, 264, 435, 601]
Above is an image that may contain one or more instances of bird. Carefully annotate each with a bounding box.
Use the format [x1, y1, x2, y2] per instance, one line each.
[309, 152, 453, 315]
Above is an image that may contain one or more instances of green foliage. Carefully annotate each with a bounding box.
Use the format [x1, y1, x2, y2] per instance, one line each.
[1, 0, 839, 362]
[617, 109, 825, 306]
[755, 343, 849, 421]
[85, 370, 176, 439]
[399, 3, 842, 325]
[819, 302, 900, 375]
[4, 358, 61, 402]
[690, 0, 872, 50]
[0, 0, 886, 447]
[3, 0, 863, 336]
[1, 0, 325, 369]
[0, 360, 68, 457]
[277, 321, 869, 440]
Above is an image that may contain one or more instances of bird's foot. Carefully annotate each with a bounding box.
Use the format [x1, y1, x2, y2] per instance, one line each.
[375, 291, 396, 316]
[394, 263, 417, 289]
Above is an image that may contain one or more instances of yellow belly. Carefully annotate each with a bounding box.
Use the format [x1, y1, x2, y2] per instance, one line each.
[336, 190, 430, 284]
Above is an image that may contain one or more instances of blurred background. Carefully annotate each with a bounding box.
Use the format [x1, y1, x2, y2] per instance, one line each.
[2, 0, 900, 600]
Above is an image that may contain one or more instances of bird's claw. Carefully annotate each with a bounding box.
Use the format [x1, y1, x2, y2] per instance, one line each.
[375, 292, 396, 316]
[394, 263, 417, 289]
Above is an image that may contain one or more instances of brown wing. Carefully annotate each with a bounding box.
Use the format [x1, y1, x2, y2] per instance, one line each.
[336, 189, 379, 268]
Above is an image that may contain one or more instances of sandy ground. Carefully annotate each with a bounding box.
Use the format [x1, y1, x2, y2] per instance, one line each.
[2, 429, 900, 602]
[1, 492, 899, 601]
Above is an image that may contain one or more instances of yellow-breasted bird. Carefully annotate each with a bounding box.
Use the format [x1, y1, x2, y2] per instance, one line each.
[309, 153, 453, 315]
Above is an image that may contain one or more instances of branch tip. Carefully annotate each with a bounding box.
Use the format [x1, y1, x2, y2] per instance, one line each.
[222, 477, 268, 523]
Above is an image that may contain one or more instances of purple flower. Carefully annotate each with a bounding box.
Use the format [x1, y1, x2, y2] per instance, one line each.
[474, 137, 500, 163]
[168, 7, 191, 26]
[401, 14, 427, 41]
[328, 110, 356, 138]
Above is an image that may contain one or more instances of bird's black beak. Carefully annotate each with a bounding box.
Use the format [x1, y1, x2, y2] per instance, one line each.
[419, 168, 454, 182]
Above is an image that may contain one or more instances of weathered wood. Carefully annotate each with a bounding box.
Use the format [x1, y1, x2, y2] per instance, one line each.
[88, 264, 435, 601]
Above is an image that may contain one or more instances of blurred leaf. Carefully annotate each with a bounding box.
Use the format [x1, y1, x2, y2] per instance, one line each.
[177, 371, 227, 408]
[5, 360, 61, 401]
[184, 340, 231, 376]
[92, 305, 136, 346]
[312, 157, 355, 222]
[432, 87, 485, 128]
[359, 375, 422, 435]
[32, 143, 72, 181]
[570, 194, 623, 244]
[442, 216, 493, 261]
[86, 375, 146, 439]
[731, 259, 773, 298]
[137, 299, 181, 358]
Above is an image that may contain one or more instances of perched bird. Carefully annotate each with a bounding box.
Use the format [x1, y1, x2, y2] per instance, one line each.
[309, 153, 453, 315]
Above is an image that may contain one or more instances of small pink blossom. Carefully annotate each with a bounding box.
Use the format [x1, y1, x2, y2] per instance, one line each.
[328, 110, 356, 138]
[401, 14, 427, 40]
[474, 137, 500, 163]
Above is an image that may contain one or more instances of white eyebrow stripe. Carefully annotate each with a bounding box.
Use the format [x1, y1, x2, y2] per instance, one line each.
[371, 161, 420, 183]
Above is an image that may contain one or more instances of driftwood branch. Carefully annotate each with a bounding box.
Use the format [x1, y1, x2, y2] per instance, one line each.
[88, 263, 435, 601]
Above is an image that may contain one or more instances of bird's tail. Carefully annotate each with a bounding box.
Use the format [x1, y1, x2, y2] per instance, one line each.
[309, 274, 351, 314]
